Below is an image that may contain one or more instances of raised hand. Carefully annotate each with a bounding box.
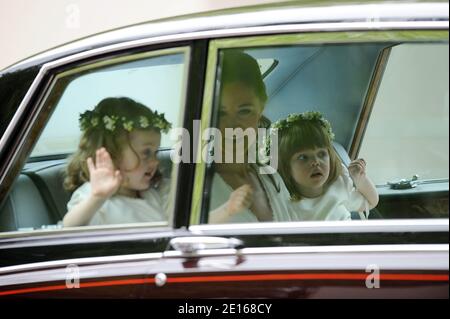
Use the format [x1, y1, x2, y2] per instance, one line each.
[348, 158, 367, 186]
[86, 148, 123, 199]
[226, 184, 254, 216]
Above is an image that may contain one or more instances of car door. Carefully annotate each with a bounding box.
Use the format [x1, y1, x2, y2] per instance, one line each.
[1, 2, 448, 300]
[137, 11, 449, 299]
[0, 37, 205, 297]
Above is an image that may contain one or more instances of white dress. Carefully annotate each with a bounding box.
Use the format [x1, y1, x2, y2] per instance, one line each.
[288, 165, 368, 221]
[66, 178, 170, 226]
[208, 164, 293, 223]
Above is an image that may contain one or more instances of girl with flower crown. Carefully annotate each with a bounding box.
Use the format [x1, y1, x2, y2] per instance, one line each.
[273, 111, 379, 221]
[63, 97, 172, 227]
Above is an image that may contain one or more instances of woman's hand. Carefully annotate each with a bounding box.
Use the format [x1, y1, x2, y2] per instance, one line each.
[87, 148, 122, 199]
[226, 184, 254, 216]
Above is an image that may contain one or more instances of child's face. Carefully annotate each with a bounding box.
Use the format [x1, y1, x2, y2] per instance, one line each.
[118, 129, 161, 195]
[290, 147, 330, 198]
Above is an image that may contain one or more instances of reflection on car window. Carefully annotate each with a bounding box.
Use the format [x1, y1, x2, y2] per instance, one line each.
[0, 49, 189, 233]
[202, 41, 449, 224]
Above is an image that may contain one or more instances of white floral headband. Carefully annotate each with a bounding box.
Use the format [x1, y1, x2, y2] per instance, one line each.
[265, 111, 335, 155]
[271, 111, 335, 140]
[79, 110, 172, 133]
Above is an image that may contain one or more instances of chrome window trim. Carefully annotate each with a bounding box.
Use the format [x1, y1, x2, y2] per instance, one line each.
[163, 244, 450, 271]
[187, 243, 449, 255]
[55, 47, 189, 78]
[1, 219, 447, 249]
[0, 244, 447, 278]
[164, 243, 449, 258]
[0, 226, 175, 248]
[189, 219, 449, 235]
[0, 252, 163, 277]
[0, 20, 448, 158]
[7, 2, 450, 71]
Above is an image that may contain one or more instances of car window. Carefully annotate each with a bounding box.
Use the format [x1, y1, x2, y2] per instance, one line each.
[358, 43, 449, 184]
[31, 53, 186, 157]
[0, 47, 190, 233]
[192, 32, 449, 225]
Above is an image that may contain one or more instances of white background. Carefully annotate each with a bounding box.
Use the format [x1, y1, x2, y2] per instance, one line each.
[0, 0, 285, 71]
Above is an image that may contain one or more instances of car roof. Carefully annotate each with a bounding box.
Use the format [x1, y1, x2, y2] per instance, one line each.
[1, 0, 448, 75]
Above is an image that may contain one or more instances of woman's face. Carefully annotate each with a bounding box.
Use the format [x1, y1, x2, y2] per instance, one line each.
[118, 129, 161, 195]
[290, 147, 331, 198]
[218, 82, 263, 160]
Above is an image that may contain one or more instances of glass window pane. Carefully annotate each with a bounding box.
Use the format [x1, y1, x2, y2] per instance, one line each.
[202, 44, 385, 224]
[32, 53, 186, 157]
[0, 49, 189, 233]
[199, 40, 449, 225]
[359, 44, 449, 184]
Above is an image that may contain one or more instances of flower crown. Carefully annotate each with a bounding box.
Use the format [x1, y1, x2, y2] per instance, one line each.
[271, 111, 335, 139]
[265, 111, 335, 155]
[79, 109, 172, 133]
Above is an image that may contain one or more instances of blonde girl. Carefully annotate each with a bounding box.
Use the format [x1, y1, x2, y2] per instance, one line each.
[63, 97, 171, 227]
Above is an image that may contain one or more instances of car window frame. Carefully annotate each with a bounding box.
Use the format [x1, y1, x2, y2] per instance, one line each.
[0, 43, 193, 239]
[190, 29, 449, 233]
[0, 11, 447, 244]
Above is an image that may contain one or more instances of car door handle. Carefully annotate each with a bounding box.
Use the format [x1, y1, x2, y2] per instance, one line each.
[169, 236, 244, 254]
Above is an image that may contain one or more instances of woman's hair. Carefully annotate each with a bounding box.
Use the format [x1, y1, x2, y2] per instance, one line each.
[220, 49, 271, 166]
[64, 97, 163, 192]
[221, 50, 270, 128]
[277, 119, 342, 201]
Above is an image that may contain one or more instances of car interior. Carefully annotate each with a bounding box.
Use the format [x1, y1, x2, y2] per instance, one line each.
[0, 144, 353, 232]
[0, 148, 174, 232]
[0, 41, 448, 232]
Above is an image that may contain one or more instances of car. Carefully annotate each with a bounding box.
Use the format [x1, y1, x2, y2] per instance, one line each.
[0, 0, 448, 299]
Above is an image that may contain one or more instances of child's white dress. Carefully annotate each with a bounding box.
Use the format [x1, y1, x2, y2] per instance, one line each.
[66, 178, 170, 226]
[289, 165, 368, 221]
[208, 164, 293, 223]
